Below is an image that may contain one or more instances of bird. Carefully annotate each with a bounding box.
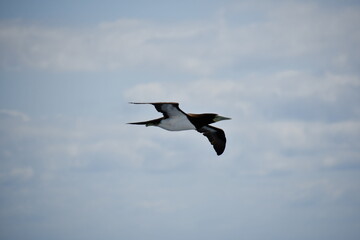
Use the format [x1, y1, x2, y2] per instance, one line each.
[128, 102, 231, 155]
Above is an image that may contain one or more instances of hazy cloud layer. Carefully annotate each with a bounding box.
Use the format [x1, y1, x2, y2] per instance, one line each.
[1, 1, 360, 240]
[1, 2, 359, 74]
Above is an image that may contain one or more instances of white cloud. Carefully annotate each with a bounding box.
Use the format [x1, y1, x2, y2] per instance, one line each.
[0, 109, 30, 121]
[9, 167, 34, 180]
[1, 93, 359, 240]
[1, 1, 360, 239]
[1, 2, 359, 73]
[124, 70, 360, 120]
[0, 167, 34, 182]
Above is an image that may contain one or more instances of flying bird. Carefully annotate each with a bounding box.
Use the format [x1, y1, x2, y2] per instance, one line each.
[128, 102, 231, 155]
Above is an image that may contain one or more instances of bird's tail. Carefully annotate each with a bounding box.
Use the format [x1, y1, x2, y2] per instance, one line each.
[127, 120, 151, 125]
[127, 118, 162, 126]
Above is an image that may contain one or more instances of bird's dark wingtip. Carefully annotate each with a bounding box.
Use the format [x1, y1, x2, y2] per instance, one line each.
[216, 149, 224, 156]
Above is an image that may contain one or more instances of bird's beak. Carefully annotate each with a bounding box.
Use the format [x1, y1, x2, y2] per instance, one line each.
[214, 115, 231, 122]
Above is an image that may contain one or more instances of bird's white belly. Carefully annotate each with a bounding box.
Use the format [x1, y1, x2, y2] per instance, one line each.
[158, 116, 196, 131]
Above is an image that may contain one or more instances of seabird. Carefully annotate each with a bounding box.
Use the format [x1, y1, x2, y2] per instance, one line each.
[128, 102, 231, 155]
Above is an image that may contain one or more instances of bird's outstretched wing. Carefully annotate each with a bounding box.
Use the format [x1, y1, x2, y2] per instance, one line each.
[197, 125, 227, 155]
[129, 102, 186, 118]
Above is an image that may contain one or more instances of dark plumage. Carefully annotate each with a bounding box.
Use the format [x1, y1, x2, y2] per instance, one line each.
[128, 102, 230, 155]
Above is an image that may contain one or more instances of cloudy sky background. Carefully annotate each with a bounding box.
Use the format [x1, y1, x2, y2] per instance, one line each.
[1, 0, 360, 239]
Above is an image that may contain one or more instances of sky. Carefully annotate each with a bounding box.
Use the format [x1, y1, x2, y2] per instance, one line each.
[0, 0, 360, 239]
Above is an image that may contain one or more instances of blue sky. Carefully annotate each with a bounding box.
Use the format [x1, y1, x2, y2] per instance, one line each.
[1, 1, 360, 240]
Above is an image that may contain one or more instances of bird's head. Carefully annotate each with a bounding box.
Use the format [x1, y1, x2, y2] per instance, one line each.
[213, 115, 231, 122]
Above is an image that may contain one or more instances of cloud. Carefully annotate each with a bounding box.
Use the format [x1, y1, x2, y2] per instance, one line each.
[9, 167, 34, 180]
[0, 109, 30, 121]
[124, 70, 360, 121]
[123, 68, 360, 176]
[1, 2, 359, 74]
[1, 1, 360, 239]
[1, 94, 359, 240]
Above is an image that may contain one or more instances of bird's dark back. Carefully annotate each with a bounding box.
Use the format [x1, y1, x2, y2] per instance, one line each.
[186, 113, 217, 128]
